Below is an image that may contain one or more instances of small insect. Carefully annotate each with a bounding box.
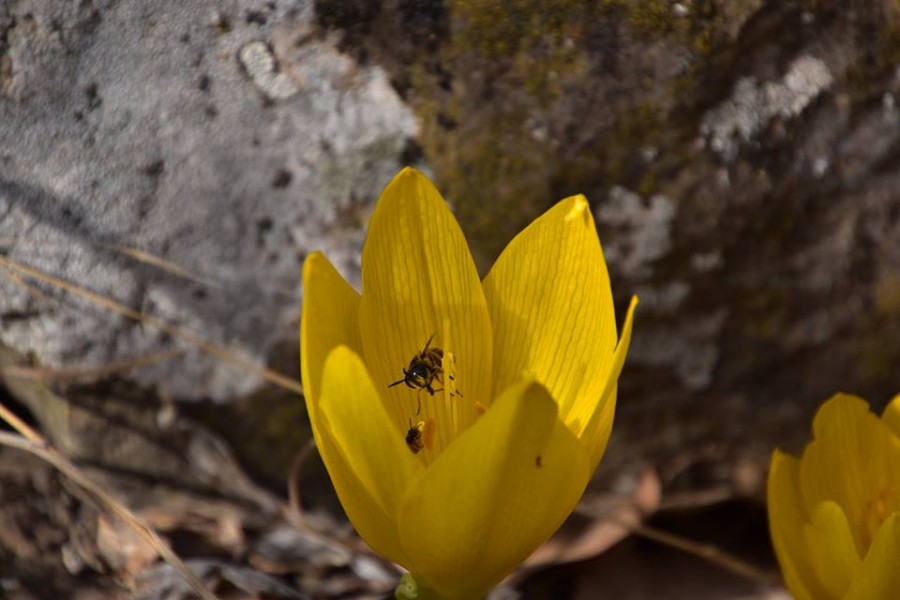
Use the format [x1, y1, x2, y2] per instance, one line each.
[389, 335, 445, 414]
[405, 417, 436, 454]
[405, 420, 427, 454]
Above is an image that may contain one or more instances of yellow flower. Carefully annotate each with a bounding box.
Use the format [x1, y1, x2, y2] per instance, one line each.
[769, 393, 900, 600]
[301, 168, 637, 599]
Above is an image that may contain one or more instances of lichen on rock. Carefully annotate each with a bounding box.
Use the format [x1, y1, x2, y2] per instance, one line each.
[701, 55, 834, 161]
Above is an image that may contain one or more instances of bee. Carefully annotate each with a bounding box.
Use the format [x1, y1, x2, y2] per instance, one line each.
[389, 335, 445, 414]
[405, 420, 427, 454]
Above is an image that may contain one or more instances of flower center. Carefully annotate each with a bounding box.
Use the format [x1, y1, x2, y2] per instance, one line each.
[388, 331, 486, 465]
[861, 486, 898, 553]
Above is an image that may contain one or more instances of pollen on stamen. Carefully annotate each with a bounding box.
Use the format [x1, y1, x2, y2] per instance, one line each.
[436, 348, 461, 447]
[436, 320, 476, 447]
[443, 350, 462, 399]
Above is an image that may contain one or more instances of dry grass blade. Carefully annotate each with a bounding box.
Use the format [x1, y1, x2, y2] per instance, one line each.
[0, 402, 41, 442]
[0, 255, 303, 394]
[110, 244, 222, 289]
[4, 268, 50, 301]
[1, 348, 187, 381]
[578, 502, 777, 586]
[112, 243, 300, 304]
[0, 415, 221, 600]
[627, 520, 778, 585]
[287, 438, 317, 518]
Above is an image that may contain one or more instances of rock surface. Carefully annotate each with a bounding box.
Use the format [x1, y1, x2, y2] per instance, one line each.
[0, 0, 416, 401]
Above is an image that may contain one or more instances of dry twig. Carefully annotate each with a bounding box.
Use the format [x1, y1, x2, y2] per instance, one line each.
[577, 500, 777, 586]
[628, 520, 778, 585]
[287, 438, 318, 518]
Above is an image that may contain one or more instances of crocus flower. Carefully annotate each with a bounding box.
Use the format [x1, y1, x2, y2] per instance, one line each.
[768, 393, 900, 599]
[301, 168, 637, 599]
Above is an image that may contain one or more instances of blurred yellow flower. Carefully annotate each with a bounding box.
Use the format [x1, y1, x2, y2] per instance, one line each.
[301, 168, 636, 599]
[769, 393, 900, 600]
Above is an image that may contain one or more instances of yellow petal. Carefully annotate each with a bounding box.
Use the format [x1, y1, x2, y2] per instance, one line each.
[803, 501, 862, 598]
[299, 253, 381, 558]
[580, 296, 638, 471]
[845, 513, 900, 600]
[767, 450, 829, 600]
[317, 346, 424, 565]
[800, 394, 900, 553]
[483, 195, 618, 434]
[358, 168, 492, 436]
[881, 394, 900, 440]
[397, 380, 590, 599]
[811, 393, 871, 438]
[300, 251, 362, 416]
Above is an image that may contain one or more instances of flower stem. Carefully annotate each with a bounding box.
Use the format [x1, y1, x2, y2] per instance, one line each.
[394, 573, 444, 600]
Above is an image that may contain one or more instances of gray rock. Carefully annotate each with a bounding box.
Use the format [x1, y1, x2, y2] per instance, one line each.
[0, 0, 417, 400]
[596, 186, 676, 280]
[701, 55, 834, 161]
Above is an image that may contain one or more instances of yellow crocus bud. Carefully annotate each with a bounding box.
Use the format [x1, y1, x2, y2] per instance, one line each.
[301, 168, 637, 599]
[769, 393, 900, 599]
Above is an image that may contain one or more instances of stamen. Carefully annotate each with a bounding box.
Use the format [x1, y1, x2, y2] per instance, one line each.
[443, 350, 461, 399]
[863, 487, 897, 551]
[436, 348, 458, 453]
